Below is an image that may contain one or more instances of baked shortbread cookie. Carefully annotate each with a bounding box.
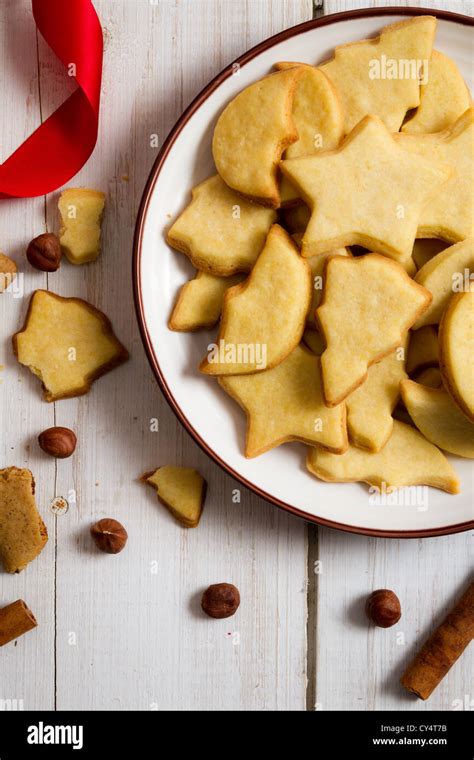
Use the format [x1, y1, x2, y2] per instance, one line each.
[306, 248, 351, 328]
[212, 68, 302, 207]
[346, 343, 408, 453]
[167, 175, 276, 275]
[414, 238, 474, 328]
[411, 239, 447, 270]
[13, 290, 128, 402]
[400, 380, 474, 459]
[169, 271, 245, 331]
[307, 420, 460, 494]
[0, 468, 48, 573]
[274, 63, 344, 204]
[200, 225, 311, 375]
[406, 325, 439, 375]
[302, 328, 325, 356]
[316, 254, 431, 406]
[143, 466, 206, 528]
[402, 50, 471, 134]
[414, 366, 442, 389]
[0, 253, 17, 293]
[396, 107, 474, 243]
[58, 188, 105, 264]
[439, 290, 474, 422]
[280, 115, 451, 263]
[219, 345, 347, 457]
[319, 16, 437, 133]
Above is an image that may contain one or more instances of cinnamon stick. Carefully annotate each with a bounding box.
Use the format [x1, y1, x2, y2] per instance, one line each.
[0, 599, 37, 647]
[401, 581, 474, 700]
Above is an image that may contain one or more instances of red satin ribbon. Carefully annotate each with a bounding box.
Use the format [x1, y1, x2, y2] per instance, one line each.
[0, 0, 103, 199]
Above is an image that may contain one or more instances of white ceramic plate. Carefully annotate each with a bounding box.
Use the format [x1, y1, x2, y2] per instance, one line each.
[134, 8, 474, 537]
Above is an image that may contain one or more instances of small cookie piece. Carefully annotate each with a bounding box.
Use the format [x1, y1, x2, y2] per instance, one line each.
[402, 50, 471, 134]
[346, 343, 408, 453]
[58, 188, 105, 264]
[275, 63, 344, 205]
[396, 107, 474, 243]
[307, 420, 460, 494]
[406, 326, 439, 375]
[13, 290, 128, 402]
[200, 225, 311, 375]
[412, 239, 447, 270]
[413, 239, 474, 328]
[302, 328, 325, 356]
[316, 254, 431, 406]
[212, 68, 302, 207]
[400, 380, 474, 459]
[414, 366, 442, 389]
[439, 291, 474, 422]
[142, 466, 206, 528]
[319, 16, 437, 133]
[280, 115, 451, 263]
[0, 253, 17, 293]
[306, 248, 351, 328]
[219, 345, 347, 457]
[169, 271, 245, 331]
[0, 468, 48, 573]
[167, 175, 276, 275]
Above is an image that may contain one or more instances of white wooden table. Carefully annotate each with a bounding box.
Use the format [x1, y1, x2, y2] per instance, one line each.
[0, 0, 472, 712]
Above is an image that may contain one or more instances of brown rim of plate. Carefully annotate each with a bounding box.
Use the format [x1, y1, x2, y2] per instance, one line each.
[133, 6, 474, 539]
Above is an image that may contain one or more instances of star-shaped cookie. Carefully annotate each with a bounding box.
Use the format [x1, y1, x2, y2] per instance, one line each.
[218, 344, 347, 457]
[280, 115, 451, 263]
[319, 16, 436, 133]
[396, 107, 474, 243]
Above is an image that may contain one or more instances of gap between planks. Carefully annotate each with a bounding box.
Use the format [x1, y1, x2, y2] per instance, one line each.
[34, 21, 59, 711]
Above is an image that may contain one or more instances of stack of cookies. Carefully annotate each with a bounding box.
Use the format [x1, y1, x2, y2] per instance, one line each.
[166, 16, 473, 496]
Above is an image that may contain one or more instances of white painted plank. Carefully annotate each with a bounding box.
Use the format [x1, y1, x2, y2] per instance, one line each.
[0, 0, 55, 711]
[314, 0, 473, 712]
[34, 0, 312, 710]
[314, 530, 473, 710]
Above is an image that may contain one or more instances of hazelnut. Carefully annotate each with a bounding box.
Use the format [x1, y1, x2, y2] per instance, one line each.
[26, 233, 62, 272]
[38, 427, 77, 458]
[91, 518, 128, 554]
[366, 589, 401, 628]
[201, 583, 240, 619]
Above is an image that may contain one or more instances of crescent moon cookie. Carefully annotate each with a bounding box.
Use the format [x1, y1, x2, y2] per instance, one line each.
[400, 380, 474, 459]
[274, 63, 344, 205]
[345, 342, 408, 453]
[166, 175, 276, 275]
[413, 238, 474, 328]
[280, 115, 452, 263]
[396, 107, 474, 243]
[319, 16, 437, 134]
[402, 50, 471, 135]
[169, 271, 245, 331]
[307, 420, 460, 494]
[439, 290, 474, 422]
[316, 254, 431, 406]
[199, 225, 311, 376]
[212, 68, 302, 207]
[13, 290, 129, 402]
[218, 345, 347, 458]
